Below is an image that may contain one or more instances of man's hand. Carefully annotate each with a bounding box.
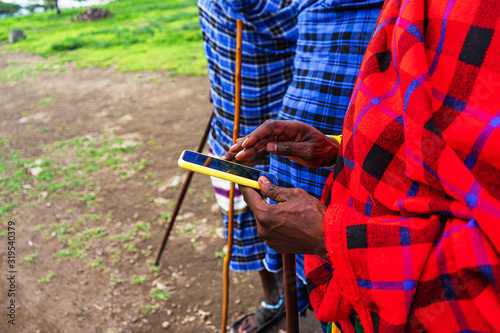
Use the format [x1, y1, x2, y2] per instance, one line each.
[239, 176, 327, 256]
[223, 120, 339, 168]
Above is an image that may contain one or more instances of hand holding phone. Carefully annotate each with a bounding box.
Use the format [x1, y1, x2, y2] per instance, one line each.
[178, 150, 280, 190]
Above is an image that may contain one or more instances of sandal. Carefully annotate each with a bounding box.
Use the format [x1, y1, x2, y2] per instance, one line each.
[231, 296, 286, 333]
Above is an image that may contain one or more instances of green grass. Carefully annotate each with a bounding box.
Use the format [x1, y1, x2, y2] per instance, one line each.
[38, 96, 55, 107]
[23, 252, 39, 263]
[214, 250, 225, 259]
[39, 273, 56, 284]
[147, 260, 160, 276]
[90, 258, 103, 268]
[141, 304, 159, 314]
[149, 288, 171, 301]
[131, 274, 147, 285]
[0, 0, 207, 75]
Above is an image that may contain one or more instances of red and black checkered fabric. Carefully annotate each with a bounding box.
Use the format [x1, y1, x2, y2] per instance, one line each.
[305, 0, 500, 331]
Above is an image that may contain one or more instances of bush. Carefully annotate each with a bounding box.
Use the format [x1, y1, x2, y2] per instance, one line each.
[51, 36, 88, 51]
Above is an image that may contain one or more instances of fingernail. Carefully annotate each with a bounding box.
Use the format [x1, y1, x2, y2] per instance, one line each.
[236, 151, 244, 158]
[221, 155, 227, 160]
[242, 138, 249, 147]
[230, 143, 238, 150]
[259, 176, 270, 184]
[268, 142, 276, 152]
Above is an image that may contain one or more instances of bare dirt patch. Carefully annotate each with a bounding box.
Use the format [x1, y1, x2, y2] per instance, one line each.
[0, 50, 322, 333]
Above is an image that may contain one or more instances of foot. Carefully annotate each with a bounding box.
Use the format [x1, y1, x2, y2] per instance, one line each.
[237, 314, 258, 333]
[238, 302, 276, 333]
[236, 297, 285, 333]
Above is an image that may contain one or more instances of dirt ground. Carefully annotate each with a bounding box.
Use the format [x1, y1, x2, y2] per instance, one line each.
[0, 50, 323, 333]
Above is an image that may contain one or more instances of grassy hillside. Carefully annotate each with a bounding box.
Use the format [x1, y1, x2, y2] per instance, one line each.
[0, 0, 207, 75]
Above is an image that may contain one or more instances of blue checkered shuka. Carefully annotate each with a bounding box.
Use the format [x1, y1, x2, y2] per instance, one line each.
[198, 0, 299, 271]
[264, 0, 384, 321]
[199, 0, 299, 163]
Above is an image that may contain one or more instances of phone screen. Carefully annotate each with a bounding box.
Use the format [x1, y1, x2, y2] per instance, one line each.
[182, 151, 278, 184]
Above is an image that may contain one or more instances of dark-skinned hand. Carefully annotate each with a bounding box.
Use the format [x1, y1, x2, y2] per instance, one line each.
[239, 176, 327, 256]
[223, 119, 339, 168]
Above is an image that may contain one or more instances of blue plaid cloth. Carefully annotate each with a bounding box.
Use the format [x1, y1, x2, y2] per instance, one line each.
[199, 0, 299, 163]
[199, 0, 299, 271]
[264, 0, 384, 324]
[270, 0, 385, 198]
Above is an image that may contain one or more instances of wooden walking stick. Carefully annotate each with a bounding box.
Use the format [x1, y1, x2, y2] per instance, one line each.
[221, 18, 243, 333]
[154, 109, 214, 266]
[284, 253, 299, 333]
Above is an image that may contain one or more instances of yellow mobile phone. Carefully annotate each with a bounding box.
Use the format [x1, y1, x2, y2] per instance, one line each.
[178, 150, 280, 190]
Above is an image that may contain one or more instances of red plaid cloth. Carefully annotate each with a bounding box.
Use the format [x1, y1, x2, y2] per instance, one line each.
[305, 0, 500, 331]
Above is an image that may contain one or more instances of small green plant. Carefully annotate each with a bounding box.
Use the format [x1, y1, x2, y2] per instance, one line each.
[56, 249, 71, 259]
[176, 225, 195, 236]
[134, 221, 149, 231]
[215, 251, 226, 259]
[23, 252, 39, 263]
[147, 261, 160, 276]
[134, 221, 151, 239]
[141, 304, 159, 314]
[38, 97, 54, 108]
[39, 273, 56, 284]
[112, 249, 122, 265]
[125, 242, 136, 253]
[131, 275, 147, 285]
[109, 231, 134, 242]
[112, 275, 123, 284]
[90, 214, 103, 221]
[33, 225, 45, 231]
[158, 211, 173, 222]
[90, 258, 103, 268]
[149, 288, 171, 301]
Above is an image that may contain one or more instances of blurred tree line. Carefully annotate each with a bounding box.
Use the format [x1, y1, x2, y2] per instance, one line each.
[27, 1, 90, 15]
[0, 1, 21, 15]
[0, 0, 89, 16]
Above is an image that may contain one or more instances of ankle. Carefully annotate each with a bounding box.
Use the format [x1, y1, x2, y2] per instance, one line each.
[261, 297, 283, 310]
[263, 291, 281, 306]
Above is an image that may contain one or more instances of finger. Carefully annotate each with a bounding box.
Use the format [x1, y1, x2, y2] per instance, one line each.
[258, 176, 288, 202]
[238, 119, 289, 150]
[221, 151, 236, 161]
[267, 141, 316, 158]
[229, 140, 244, 153]
[231, 148, 266, 166]
[232, 120, 297, 161]
[239, 185, 269, 212]
[234, 144, 267, 162]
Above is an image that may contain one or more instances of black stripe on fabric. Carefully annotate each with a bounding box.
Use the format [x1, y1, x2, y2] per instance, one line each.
[459, 25, 494, 67]
[347, 224, 368, 249]
[362, 143, 394, 180]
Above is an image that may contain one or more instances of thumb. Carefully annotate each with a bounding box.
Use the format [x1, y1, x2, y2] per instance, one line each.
[258, 176, 288, 202]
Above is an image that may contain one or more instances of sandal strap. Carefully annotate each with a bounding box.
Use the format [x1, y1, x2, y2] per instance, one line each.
[255, 297, 285, 327]
[260, 297, 283, 310]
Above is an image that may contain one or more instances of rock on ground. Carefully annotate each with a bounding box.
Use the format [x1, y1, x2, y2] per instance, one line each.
[75, 8, 114, 22]
[9, 29, 26, 44]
